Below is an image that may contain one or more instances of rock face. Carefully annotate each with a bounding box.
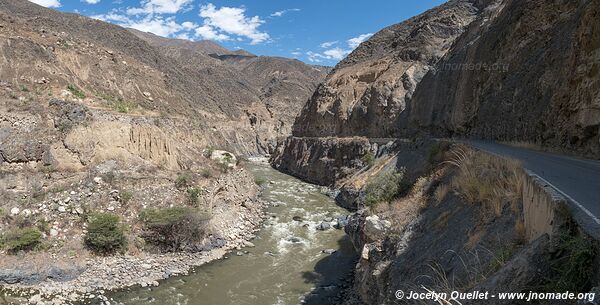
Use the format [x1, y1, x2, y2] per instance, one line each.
[408, 0, 600, 158]
[270, 137, 372, 186]
[292, 0, 493, 138]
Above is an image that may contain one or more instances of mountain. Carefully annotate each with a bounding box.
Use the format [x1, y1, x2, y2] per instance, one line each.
[0, 0, 328, 159]
[130, 29, 330, 153]
[292, 0, 494, 138]
[272, 0, 498, 185]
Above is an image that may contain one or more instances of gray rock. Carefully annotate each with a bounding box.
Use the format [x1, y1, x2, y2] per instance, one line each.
[316, 222, 331, 231]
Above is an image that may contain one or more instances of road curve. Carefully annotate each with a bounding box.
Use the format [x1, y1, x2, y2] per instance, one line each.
[465, 141, 600, 237]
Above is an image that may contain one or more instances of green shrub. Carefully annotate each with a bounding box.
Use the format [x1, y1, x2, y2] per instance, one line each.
[546, 233, 597, 292]
[175, 173, 192, 189]
[187, 187, 202, 206]
[67, 84, 85, 99]
[203, 146, 215, 158]
[20, 85, 29, 92]
[364, 170, 404, 209]
[139, 207, 210, 252]
[361, 151, 375, 168]
[1, 227, 42, 253]
[111, 99, 136, 113]
[84, 213, 127, 255]
[120, 190, 133, 205]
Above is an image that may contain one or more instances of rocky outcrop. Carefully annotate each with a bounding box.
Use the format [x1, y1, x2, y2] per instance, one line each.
[408, 0, 600, 158]
[270, 137, 372, 186]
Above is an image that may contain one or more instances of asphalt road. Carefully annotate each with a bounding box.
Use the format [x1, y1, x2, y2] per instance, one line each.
[466, 141, 600, 237]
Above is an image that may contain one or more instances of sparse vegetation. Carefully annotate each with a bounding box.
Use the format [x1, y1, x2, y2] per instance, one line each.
[434, 183, 449, 204]
[139, 207, 211, 252]
[1, 227, 42, 253]
[67, 84, 85, 99]
[112, 98, 135, 113]
[361, 151, 375, 168]
[448, 147, 524, 216]
[187, 187, 202, 206]
[488, 245, 514, 272]
[175, 173, 192, 189]
[546, 232, 598, 292]
[203, 146, 215, 158]
[364, 169, 404, 209]
[120, 190, 133, 205]
[20, 85, 29, 92]
[84, 213, 127, 255]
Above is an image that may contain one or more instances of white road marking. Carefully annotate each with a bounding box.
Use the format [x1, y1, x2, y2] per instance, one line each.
[526, 170, 600, 225]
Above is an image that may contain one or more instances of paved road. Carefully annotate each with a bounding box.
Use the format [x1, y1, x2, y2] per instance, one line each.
[465, 141, 600, 237]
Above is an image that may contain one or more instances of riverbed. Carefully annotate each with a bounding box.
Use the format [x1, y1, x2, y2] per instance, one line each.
[106, 163, 357, 305]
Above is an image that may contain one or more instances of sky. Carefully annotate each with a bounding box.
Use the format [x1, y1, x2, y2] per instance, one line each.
[29, 0, 446, 66]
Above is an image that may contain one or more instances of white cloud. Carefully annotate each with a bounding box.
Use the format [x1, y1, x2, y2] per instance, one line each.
[29, 0, 61, 8]
[270, 8, 300, 17]
[323, 48, 349, 60]
[82, 0, 101, 4]
[92, 13, 131, 23]
[320, 41, 338, 48]
[347, 33, 373, 49]
[199, 3, 269, 45]
[125, 16, 186, 37]
[308, 33, 374, 63]
[195, 24, 230, 41]
[127, 0, 194, 15]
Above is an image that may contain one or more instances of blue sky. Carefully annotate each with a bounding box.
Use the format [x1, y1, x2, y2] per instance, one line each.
[30, 0, 446, 66]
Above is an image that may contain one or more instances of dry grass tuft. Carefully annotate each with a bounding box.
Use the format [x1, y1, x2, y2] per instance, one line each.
[434, 183, 449, 204]
[446, 146, 524, 216]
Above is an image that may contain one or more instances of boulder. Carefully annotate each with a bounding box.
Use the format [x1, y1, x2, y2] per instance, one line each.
[363, 215, 391, 241]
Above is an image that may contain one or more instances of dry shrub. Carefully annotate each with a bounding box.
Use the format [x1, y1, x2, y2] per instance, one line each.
[377, 177, 429, 231]
[434, 183, 449, 204]
[447, 147, 524, 216]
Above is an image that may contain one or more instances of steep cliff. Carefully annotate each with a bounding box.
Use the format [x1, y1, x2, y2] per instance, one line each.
[292, 0, 495, 138]
[408, 0, 600, 158]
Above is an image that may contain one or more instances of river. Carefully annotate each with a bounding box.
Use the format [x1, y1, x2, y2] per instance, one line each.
[106, 163, 357, 305]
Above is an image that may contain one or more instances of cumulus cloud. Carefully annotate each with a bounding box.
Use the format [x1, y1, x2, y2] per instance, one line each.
[199, 3, 269, 44]
[347, 33, 373, 49]
[127, 0, 194, 15]
[29, 0, 61, 8]
[195, 24, 230, 41]
[308, 33, 374, 63]
[270, 8, 300, 17]
[82, 0, 101, 4]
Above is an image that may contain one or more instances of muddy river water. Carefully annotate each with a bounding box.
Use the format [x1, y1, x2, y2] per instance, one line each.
[108, 163, 357, 305]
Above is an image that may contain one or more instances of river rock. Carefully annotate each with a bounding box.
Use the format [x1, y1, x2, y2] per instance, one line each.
[316, 222, 331, 231]
[292, 216, 303, 222]
[322, 249, 336, 254]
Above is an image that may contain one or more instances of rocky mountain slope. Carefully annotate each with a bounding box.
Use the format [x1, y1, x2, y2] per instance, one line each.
[0, 0, 328, 157]
[131, 29, 330, 154]
[292, 0, 495, 138]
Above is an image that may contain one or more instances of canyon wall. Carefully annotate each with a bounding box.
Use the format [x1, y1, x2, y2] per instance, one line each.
[408, 0, 600, 158]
